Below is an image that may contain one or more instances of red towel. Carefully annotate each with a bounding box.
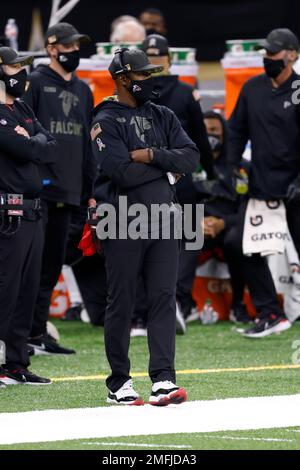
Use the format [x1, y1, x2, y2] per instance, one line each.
[78, 223, 97, 256]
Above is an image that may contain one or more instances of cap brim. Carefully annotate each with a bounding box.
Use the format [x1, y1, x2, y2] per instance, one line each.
[8, 54, 34, 66]
[256, 40, 283, 53]
[59, 33, 91, 44]
[133, 64, 164, 73]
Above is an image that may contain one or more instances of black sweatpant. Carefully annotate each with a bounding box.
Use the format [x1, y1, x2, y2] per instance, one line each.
[286, 201, 300, 256]
[0, 217, 43, 368]
[65, 206, 107, 327]
[102, 236, 179, 392]
[30, 201, 73, 337]
[73, 255, 107, 326]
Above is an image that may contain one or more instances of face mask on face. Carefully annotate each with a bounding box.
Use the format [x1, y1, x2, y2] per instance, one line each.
[57, 50, 80, 73]
[207, 134, 222, 153]
[263, 57, 286, 79]
[2, 68, 27, 98]
[128, 77, 155, 105]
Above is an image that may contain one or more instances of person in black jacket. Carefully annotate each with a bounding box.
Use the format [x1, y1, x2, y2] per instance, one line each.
[228, 28, 300, 338]
[130, 34, 214, 336]
[141, 34, 214, 183]
[24, 23, 96, 355]
[0, 47, 57, 386]
[176, 111, 250, 325]
[91, 48, 199, 406]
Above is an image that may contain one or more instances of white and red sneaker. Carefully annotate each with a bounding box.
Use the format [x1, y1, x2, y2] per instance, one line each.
[149, 380, 188, 406]
[0, 368, 21, 386]
[107, 379, 144, 406]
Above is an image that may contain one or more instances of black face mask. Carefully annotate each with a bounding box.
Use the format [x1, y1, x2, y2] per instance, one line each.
[207, 134, 223, 153]
[57, 50, 80, 73]
[2, 68, 27, 98]
[263, 57, 286, 79]
[128, 77, 155, 105]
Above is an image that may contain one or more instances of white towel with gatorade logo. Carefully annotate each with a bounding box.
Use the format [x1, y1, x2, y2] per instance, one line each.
[242, 199, 289, 256]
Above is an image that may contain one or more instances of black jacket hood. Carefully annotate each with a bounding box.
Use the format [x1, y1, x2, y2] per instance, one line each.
[93, 95, 155, 117]
[34, 64, 80, 89]
[152, 75, 179, 102]
[203, 110, 228, 174]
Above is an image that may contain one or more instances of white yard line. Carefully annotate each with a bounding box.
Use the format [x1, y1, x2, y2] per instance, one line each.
[83, 442, 192, 448]
[199, 436, 294, 443]
[0, 394, 300, 445]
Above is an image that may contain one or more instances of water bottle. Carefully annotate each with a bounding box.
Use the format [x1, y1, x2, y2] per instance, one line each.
[192, 164, 207, 182]
[235, 168, 249, 195]
[5, 19, 19, 51]
[199, 299, 219, 325]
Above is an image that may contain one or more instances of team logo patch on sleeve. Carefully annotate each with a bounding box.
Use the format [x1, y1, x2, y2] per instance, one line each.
[91, 122, 102, 141]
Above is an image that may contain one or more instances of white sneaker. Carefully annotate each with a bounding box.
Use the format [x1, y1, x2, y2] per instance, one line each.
[107, 379, 144, 406]
[149, 380, 187, 406]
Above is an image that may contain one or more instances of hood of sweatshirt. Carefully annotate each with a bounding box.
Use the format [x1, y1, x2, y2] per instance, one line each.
[93, 95, 156, 117]
[34, 64, 81, 90]
[151, 75, 179, 102]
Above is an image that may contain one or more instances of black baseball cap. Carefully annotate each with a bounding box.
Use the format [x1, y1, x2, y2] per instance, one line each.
[0, 46, 33, 67]
[109, 48, 163, 78]
[257, 28, 299, 53]
[45, 22, 90, 46]
[141, 34, 169, 56]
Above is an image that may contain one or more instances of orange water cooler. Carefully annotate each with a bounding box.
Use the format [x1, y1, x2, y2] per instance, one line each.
[221, 40, 264, 119]
[76, 44, 199, 106]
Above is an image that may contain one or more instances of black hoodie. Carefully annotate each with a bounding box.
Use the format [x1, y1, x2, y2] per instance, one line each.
[0, 99, 57, 199]
[152, 75, 214, 179]
[92, 98, 199, 210]
[200, 111, 249, 229]
[228, 71, 300, 199]
[24, 65, 95, 206]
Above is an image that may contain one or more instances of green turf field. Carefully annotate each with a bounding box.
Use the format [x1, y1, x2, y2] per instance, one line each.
[1, 320, 300, 450]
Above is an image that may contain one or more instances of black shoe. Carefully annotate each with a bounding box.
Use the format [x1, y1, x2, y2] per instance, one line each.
[229, 303, 252, 324]
[61, 303, 83, 321]
[2, 368, 51, 385]
[241, 315, 291, 338]
[28, 333, 76, 355]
